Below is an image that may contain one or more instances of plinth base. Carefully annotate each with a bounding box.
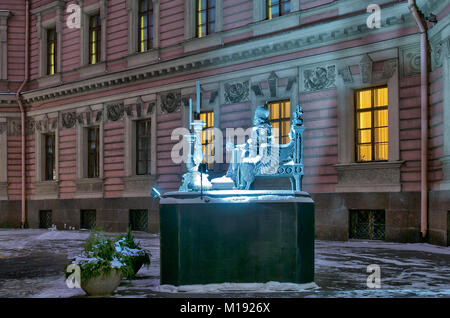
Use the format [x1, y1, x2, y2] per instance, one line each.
[160, 190, 315, 286]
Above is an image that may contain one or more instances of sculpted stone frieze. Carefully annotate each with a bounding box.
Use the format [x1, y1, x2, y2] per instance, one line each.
[224, 81, 249, 104]
[303, 65, 336, 91]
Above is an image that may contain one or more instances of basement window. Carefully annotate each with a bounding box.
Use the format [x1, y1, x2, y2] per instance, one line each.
[129, 209, 148, 232]
[80, 209, 96, 230]
[349, 209, 385, 240]
[39, 210, 52, 229]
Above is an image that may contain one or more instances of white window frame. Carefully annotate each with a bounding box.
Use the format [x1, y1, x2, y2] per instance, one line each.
[76, 122, 104, 180]
[184, 0, 223, 40]
[0, 11, 10, 80]
[80, 0, 107, 68]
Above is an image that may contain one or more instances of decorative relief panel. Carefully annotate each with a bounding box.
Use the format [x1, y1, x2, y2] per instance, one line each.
[160, 91, 181, 113]
[359, 55, 373, 84]
[338, 66, 353, 84]
[303, 65, 336, 92]
[400, 46, 420, 77]
[224, 81, 249, 104]
[431, 38, 443, 70]
[7, 119, 35, 136]
[106, 102, 124, 121]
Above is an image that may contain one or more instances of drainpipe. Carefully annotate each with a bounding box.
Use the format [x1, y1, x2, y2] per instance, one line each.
[15, 0, 29, 228]
[408, 0, 429, 239]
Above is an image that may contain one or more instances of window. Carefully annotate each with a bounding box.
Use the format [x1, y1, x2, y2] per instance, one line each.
[87, 127, 100, 178]
[196, 0, 215, 38]
[138, 0, 154, 52]
[355, 86, 388, 162]
[44, 133, 56, 181]
[200, 111, 214, 169]
[89, 14, 101, 64]
[349, 210, 385, 240]
[268, 100, 290, 144]
[129, 209, 148, 232]
[39, 210, 52, 229]
[47, 28, 57, 75]
[80, 209, 96, 230]
[136, 119, 151, 175]
[266, 0, 290, 20]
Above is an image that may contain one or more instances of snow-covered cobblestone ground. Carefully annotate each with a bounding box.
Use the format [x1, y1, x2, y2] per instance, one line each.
[0, 229, 449, 298]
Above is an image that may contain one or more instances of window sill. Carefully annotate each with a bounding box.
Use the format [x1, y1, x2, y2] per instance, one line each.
[79, 62, 106, 79]
[184, 33, 222, 53]
[123, 175, 156, 197]
[127, 49, 159, 67]
[33, 180, 58, 200]
[334, 161, 404, 193]
[37, 73, 62, 88]
[252, 13, 300, 36]
[75, 178, 104, 198]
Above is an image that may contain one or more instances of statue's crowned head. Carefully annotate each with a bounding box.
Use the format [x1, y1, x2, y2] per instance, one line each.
[253, 105, 270, 126]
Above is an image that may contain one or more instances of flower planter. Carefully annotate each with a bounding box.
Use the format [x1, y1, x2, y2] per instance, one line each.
[81, 270, 122, 296]
[132, 257, 144, 275]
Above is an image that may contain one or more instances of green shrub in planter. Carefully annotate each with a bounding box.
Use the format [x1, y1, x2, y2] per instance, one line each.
[114, 229, 151, 279]
[68, 230, 134, 295]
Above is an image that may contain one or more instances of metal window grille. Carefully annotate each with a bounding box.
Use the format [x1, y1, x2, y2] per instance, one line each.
[39, 210, 52, 229]
[266, 0, 291, 20]
[89, 14, 101, 64]
[47, 28, 56, 75]
[196, 0, 215, 38]
[138, 0, 153, 52]
[268, 100, 291, 144]
[349, 209, 385, 240]
[136, 119, 151, 175]
[129, 209, 148, 232]
[80, 209, 96, 230]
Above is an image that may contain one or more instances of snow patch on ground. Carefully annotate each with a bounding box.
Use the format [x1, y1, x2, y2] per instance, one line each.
[153, 282, 319, 294]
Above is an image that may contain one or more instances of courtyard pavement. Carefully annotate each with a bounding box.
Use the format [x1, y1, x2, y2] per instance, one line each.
[0, 229, 449, 298]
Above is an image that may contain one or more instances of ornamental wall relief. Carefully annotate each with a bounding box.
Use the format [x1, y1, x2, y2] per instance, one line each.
[303, 65, 336, 92]
[224, 81, 249, 104]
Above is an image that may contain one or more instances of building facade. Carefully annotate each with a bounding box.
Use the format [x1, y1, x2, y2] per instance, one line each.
[0, 0, 449, 245]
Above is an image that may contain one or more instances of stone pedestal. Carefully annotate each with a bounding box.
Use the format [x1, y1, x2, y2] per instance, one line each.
[160, 190, 315, 286]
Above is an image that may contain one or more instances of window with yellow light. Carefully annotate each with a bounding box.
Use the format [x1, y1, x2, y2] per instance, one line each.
[356, 87, 388, 162]
[89, 14, 101, 65]
[47, 28, 56, 75]
[268, 100, 291, 144]
[196, 0, 215, 38]
[138, 0, 153, 52]
[266, 0, 291, 20]
[200, 111, 215, 169]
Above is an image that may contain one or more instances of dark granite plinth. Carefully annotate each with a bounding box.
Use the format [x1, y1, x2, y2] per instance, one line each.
[160, 190, 315, 286]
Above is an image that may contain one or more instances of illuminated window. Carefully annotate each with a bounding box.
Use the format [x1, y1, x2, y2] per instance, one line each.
[44, 133, 56, 180]
[47, 29, 56, 75]
[89, 14, 101, 65]
[356, 87, 389, 162]
[196, 0, 215, 38]
[136, 119, 151, 175]
[138, 0, 153, 52]
[268, 100, 290, 144]
[266, 0, 290, 20]
[87, 127, 100, 178]
[200, 111, 214, 169]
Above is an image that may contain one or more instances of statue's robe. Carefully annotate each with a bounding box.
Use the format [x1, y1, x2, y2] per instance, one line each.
[226, 122, 276, 189]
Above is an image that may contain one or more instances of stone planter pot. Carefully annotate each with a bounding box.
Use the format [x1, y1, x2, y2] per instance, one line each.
[132, 257, 144, 275]
[81, 270, 122, 296]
